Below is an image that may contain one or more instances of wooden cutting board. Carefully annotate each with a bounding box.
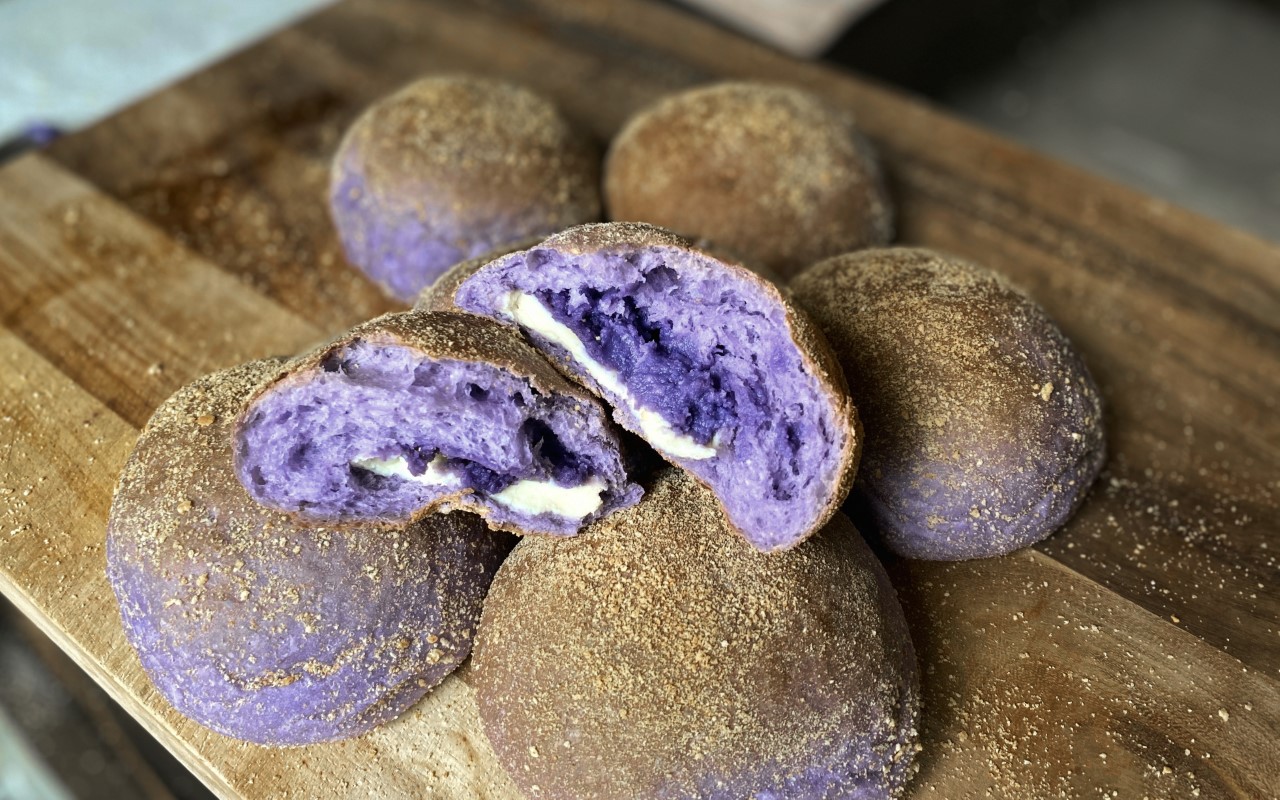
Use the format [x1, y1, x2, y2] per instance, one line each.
[1, 0, 1277, 797]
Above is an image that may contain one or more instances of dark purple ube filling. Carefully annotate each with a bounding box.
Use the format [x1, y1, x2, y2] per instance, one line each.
[235, 341, 640, 536]
[455, 245, 846, 551]
[539, 280, 741, 447]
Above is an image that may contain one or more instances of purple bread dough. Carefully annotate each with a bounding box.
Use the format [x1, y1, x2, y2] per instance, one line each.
[106, 360, 514, 746]
[329, 76, 600, 302]
[235, 312, 641, 536]
[452, 222, 859, 552]
[791, 248, 1107, 560]
[472, 469, 920, 799]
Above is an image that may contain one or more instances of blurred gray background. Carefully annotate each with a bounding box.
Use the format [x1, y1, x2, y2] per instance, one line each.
[0, 0, 1276, 797]
[939, 0, 1280, 241]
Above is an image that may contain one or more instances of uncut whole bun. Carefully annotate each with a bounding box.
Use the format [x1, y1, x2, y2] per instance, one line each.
[106, 361, 513, 746]
[604, 82, 892, 279]
[791, 247, 1106, 560]
[330, 76, 600, 302]
[472, 468, 920, 799]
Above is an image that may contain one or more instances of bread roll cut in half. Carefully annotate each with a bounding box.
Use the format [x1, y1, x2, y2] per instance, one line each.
[330, 75, 600, 302]
[106, 360, 514, 746]
[792, 247, 1106, 560]
[473, 468, 920, 799]
[234, 312, 642, 537]
[605, 81, 892, 280]
[443, 222, 860, 552]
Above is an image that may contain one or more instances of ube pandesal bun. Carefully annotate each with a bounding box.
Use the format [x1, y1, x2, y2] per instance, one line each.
[106, 361, 513, 746]
[451, 221, 860, 552]
[604, 82, 892, 280]
[329, 76, 601, 302]
[234, 311, 642, 536]
[472, 468, 921, 799]
[792, 247, 1107, 560]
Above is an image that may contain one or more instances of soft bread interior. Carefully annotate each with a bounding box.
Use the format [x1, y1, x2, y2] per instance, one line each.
[235, 340, 638, 535]
[456, 243, 847, 550]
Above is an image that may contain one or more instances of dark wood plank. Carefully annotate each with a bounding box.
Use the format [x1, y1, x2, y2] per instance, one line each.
[900, 552, 1280, 799]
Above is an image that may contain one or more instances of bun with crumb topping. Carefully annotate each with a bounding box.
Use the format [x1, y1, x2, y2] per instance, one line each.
[330, 76, 600, 302]
[447, 222, 861, 553]
[472, 468, 920, 799]
[604, 81, 892, 280]
[792, 247, 1106, 560]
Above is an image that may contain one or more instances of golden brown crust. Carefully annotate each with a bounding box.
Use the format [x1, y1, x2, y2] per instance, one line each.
[604, 82, 892, 279]
[473, 468, 919, 799]
[114, 359, 292, 546]
[234, 311, 618, 536]
[465, 222, 861, 549]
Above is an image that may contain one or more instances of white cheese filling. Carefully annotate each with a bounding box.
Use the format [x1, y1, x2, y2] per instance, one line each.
[491, 476, 607, 519]
[350, 454, 606, 518]
[351, 454, 460, 486]
[497, 291, 716, 460]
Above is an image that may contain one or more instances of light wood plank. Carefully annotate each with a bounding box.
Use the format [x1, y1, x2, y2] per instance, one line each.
[0, 155, 324, 426]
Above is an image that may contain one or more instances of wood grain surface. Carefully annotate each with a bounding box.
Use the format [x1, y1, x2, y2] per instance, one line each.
[1, 0, 1277, 797]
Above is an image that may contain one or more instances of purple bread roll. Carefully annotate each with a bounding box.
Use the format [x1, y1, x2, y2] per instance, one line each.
[106, 360, 513, 746]
[448, 222, 860, 552]
[234, 311, 642, 536]
[330, 76, 600, 302]
[791, 248, 1107, 560]
[604, 82, 892, 280]
[473, 468, 921, 799]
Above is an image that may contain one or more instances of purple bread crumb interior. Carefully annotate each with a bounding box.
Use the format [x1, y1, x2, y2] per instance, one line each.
[453, 222, 858, 552]
[235, 312, 641, 536]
